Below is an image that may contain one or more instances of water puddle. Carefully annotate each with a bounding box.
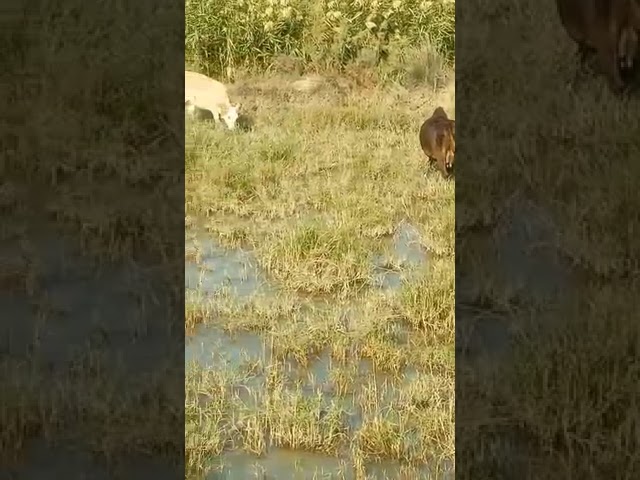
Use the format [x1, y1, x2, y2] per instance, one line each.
[185, 234, 275, 299]
[186, 325, 420, 433]
[186, 222, 449, 478]
[303, 351, 414, 395]
[186, 220, 427, 306]
[296, 354, 405, 431]
[185, 325, 267, 370]
[208, 449, 347, 480]
[373, 222, 428, 290]
[207, 448, 447, 480]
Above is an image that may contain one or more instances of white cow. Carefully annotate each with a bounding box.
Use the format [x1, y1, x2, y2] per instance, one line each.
[185, 70, 240, 130]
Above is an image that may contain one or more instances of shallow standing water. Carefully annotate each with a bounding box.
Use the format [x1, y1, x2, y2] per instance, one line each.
[185, 222, 452, 478]
[207, 448, 450, 480]
[185, 233, 274, 298]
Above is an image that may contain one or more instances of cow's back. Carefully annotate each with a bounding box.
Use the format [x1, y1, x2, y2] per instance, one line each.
[420, 108, 451, 154]
[185, 70, 229, 105]
[555, 0, 625, 47]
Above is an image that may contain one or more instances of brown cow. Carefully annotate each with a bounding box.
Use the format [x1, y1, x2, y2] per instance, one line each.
[555, 0, 640, 92]
[618, 25, 639, 78]
[419, 107, 455, 179]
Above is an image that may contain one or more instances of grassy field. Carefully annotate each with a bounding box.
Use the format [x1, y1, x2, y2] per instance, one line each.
[457, 0, 640, 478]
[184, 1, 455, 478]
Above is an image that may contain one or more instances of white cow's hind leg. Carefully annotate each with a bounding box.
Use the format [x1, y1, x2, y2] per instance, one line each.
[196, 101, 225, 128]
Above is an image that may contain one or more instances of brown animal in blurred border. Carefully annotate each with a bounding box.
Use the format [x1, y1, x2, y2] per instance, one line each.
[555, 0, 640, 92]
[419, 107, 455, 179]
[618, 25, 639, 81]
